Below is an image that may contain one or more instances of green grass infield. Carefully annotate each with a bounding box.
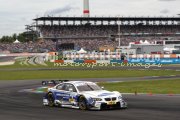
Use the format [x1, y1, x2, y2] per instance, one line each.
[98, 79, 180, 94]
[0, 69, 179, 80]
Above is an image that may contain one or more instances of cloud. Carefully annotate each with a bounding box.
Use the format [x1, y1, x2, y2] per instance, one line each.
[158, 0, 176, 1]
[160, 9, 170, 14]
[44, 5, 79, 16]
[0, 0, 180, 37]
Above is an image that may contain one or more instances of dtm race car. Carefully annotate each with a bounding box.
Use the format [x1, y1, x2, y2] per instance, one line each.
[43, 81, 127, 110]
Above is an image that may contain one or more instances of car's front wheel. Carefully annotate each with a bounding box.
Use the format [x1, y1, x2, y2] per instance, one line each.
[47, 92, 55, 107]
[78, 96, 88, 110]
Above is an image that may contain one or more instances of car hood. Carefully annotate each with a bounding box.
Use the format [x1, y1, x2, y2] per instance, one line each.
[80, 90, 117, 98]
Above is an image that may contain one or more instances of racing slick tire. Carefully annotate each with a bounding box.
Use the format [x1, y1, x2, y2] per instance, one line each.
[78, 96, 88, 110]
[47, 92, 55, 107]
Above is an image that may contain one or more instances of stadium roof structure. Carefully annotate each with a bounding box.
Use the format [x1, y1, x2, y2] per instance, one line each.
[34, 16, 180, 26]
[31, 16, 180, 40]
[34, 16, 180, 21]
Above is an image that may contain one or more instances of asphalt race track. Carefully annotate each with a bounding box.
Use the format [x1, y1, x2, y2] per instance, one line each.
[0, 56, 15, 62]
[0, 80, 180, 120]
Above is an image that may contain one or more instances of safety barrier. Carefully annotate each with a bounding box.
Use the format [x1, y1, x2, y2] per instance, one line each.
[53, 58, 180, 64]
[51, 54, 180, 64]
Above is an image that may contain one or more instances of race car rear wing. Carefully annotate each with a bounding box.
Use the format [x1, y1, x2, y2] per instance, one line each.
[42, 80, 69, 86]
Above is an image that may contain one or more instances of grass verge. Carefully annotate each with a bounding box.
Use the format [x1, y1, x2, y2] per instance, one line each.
[98, 79, 180, 94]
[0, 69, 179, 80]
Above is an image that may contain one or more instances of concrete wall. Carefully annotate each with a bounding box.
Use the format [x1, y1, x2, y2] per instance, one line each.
[131, 45, 164, 54]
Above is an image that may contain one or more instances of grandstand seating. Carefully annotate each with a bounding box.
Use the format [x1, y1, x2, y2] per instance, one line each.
[39, 25, 180, 38]
[1, 24, 180, 52]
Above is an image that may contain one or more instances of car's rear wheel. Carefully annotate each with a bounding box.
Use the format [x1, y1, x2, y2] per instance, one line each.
[78, 96, 88, 110]
[47, 93, 54, 107]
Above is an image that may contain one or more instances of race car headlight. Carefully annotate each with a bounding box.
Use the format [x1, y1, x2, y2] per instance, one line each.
[92, 98, 102, 101]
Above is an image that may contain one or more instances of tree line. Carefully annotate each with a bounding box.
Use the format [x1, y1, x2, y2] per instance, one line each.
[0, 32, 38, 43]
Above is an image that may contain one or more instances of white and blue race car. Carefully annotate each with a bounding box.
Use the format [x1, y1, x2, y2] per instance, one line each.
[43, 81, 127, 110]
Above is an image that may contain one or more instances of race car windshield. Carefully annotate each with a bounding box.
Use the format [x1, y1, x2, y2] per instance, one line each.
[77, 84, 102, 92]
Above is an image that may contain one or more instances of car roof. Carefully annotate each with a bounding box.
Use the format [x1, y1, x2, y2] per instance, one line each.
[63, 81, 95, 85]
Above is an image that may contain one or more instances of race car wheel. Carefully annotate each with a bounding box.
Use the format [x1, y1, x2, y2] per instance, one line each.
[47, 93, 55, 107]
[78, 96, 88, 110]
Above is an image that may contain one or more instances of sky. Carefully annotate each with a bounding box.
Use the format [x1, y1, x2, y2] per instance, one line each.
[0, 0, 180, 37]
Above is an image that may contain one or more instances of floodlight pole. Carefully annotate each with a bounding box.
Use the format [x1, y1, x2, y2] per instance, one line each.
[118, 16, 121, 47]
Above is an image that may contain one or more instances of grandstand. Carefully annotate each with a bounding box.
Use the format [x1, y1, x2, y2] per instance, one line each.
[1, 16, 180, 53]
[34, 16, 180, 51]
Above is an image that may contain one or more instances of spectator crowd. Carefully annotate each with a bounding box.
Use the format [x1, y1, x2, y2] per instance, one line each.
[39, 25, 180, 38]
[0, 40, 56, 53]
[1, 25, 180, 53]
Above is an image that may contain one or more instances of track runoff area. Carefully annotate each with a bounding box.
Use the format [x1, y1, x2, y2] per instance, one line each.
[0, 53, 180, 120]
[0, 78, 180, 120]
